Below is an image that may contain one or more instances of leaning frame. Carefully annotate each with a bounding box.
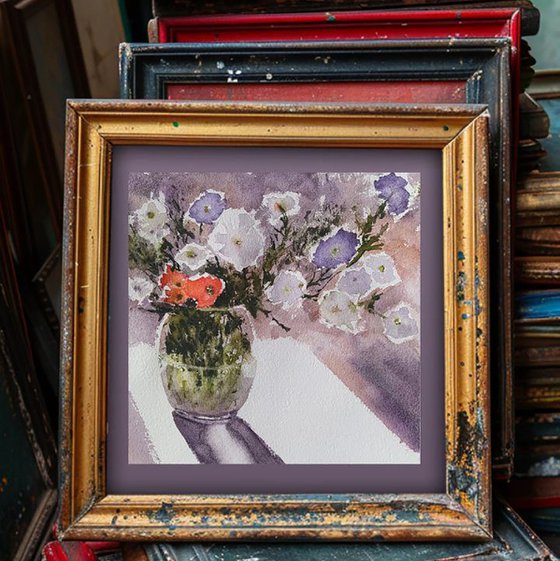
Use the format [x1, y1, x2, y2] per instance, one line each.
[59, 101, 490, 541]
[119, 38, 513, 475]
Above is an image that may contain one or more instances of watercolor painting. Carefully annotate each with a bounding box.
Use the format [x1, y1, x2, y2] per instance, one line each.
[127, 171, 421, 465]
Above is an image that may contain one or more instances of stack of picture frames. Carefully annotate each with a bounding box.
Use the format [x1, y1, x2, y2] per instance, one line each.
[0, 0, 89, 557]
[0, 0, 89, 411]
[53, 2, 554, 559]
[0, 87, 57, 561]
[121, 10, 521, 478]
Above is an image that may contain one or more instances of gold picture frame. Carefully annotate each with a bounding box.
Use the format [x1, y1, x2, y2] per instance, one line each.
[59, 101, 491, 541]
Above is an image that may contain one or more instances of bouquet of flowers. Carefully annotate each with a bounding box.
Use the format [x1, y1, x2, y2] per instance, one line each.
[128, 172, 415, 420]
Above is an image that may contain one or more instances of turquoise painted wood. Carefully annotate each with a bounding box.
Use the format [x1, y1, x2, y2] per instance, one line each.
[143, 502, 553, 561]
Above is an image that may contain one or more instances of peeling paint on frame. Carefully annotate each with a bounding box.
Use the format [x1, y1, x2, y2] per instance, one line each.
[58, 101, 491, 542]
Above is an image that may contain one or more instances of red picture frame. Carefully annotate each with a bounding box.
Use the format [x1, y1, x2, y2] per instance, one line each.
[151, 9, 521, 157]
[150, 8, 521, 91]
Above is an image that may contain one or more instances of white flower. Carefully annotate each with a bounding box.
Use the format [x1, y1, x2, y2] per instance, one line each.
[135, 193, 167, 231]
[175, 243, 212, 272]
[138, 224, 171, 246]
[318, 290, 363, 334]
[262, 191, 300, 224]
[134, 193, 170, 245]
[266, 270, 307, 310]
[383, 303, 419, 344]
[128, 274, 154, 303]
[362, 252, 401, 289]
[208, 208, 265, 272]
[336, 266, 375, 297]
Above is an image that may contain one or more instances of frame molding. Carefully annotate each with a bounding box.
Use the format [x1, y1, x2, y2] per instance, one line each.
[119, 38, 513, 475]
[60, 101, 490, 541]
[148, 0, 540, 37]
[149, 9, 521, 45]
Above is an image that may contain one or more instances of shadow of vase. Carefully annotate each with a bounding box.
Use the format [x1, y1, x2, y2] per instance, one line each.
[157, 305, 283, 463]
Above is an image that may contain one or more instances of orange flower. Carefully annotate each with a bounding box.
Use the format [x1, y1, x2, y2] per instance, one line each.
[159, 265, 191, 305]
[159, 266, 225, 308]
[184, 274, 225, 308]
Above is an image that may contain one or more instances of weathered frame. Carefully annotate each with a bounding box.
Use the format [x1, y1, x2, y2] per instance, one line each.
[529, 70, 560, 99]
[148, 0, 540, 37]
[148, 9, 522, 47]
[0, 200, 57, 561]
[119, 38, 514, 475]
[59, 101, 490, 541]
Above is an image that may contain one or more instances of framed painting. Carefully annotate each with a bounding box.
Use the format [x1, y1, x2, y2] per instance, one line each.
[119, 38, 514, 475]
[59, 101, 491, 541]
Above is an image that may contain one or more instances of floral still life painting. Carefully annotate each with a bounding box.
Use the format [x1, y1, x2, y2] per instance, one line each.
[127, 171, 421, 465]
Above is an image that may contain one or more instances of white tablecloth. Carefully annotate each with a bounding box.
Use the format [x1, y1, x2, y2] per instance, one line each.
[128, 337, 419, 465]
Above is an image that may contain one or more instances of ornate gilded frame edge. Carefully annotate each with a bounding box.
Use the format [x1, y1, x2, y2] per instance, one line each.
[59, 100, 491, 541]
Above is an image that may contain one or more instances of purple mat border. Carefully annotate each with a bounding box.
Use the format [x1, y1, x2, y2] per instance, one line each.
[107, 145, 444, 494]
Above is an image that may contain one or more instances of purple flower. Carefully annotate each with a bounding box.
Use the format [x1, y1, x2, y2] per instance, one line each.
[188, 190, 226, 224]
[374, 173, 410, 216]
[313, 229, 359, 269]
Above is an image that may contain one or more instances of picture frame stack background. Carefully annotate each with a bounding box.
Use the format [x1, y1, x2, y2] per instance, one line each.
[501, 0, 560, 551]
[52, 0, 552, 557]
[0, 0, 92, 406]
[0, 0, 557, 559]
[0, 0, 93, 558]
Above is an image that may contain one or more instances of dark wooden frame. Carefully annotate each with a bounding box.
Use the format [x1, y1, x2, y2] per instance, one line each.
[139, 499, 555, 561]
[119, 38, 514, 476]
[0, 200, 57, 561]
[0, 0, 89, 238]
[529, 70, 560, 100]
[32, 244, 61, 334]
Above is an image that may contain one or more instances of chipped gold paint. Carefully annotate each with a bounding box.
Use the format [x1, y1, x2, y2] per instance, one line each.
[59, 101, 491, 541]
